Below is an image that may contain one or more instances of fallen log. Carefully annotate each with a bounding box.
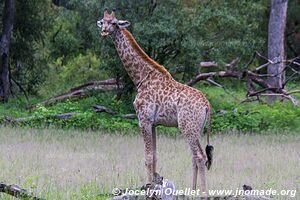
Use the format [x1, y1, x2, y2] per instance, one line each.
[93, 105, 137, 119]
[121, 113, 137, 119]
[3, 112, 80, 124]
[93, 105, 117, 115]
[34, 78, 123, 107]
[55, 112, 79, 120]
[3, 105, 136, 125]
[0, 182, 44, 200]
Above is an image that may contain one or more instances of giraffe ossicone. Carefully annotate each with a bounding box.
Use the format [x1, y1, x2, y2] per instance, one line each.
[97, 9, 214, 192]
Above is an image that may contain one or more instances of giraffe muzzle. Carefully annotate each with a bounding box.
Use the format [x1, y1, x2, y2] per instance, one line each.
[101, 31, 109, 37]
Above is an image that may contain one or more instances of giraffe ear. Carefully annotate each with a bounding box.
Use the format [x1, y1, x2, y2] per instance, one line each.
[117, 20, 130, 28]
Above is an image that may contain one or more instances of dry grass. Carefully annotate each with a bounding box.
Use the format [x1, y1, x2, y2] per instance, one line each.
[0, 127, 299, 199]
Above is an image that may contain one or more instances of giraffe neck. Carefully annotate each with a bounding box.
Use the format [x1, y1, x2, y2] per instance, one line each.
[113, 28, 172, 87]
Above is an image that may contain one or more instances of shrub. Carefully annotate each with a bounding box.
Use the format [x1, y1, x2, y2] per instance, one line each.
[1, 88, 299, 134]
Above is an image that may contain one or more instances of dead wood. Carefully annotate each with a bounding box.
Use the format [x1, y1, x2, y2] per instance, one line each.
[187, 70, 242, 86]
[121, 113, 137, 119]
[3, 112, 80, 125]
[0, 182, 44, 200]
[188, 52, 300, 106]
[55, 112, 79, 120]
[3, 105, 136, 125]
[93, 105, 117, 115]
[93, 105, 136, 119]
[199, 61, 218, 68]
[34, 78, 123, 107]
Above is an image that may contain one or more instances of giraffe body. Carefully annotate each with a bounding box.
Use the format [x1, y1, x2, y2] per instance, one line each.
[97, 10, 213, 192]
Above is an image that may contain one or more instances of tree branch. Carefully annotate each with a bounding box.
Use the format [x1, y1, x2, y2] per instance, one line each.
[188, 53, 300, 106]
[0, 182, 44, 200]
[33, 78, 123, 107]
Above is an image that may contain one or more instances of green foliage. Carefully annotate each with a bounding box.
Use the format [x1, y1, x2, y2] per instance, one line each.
[50, 9, 81, 59]
[204, 87, 300, 132]
[5, 0, 267, 98]
[10, 0, 54, 94]
[1, 0, 299, 134]
[0, 93, 139, 132]
[39, 51, 108, 96]
[1, 88, 299, 134]
[287, 0, 300, 59]
[211, 104, 300, 132]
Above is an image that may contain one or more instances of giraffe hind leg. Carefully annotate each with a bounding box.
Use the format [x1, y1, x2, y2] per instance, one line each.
[152, 126, 157, 174]
[178, 109, 207, 191]
[196, 140, 207, 192]
[185, 137, 207, 192]
[192, 156, 198, 190]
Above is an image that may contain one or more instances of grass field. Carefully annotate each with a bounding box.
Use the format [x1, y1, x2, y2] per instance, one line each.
[0, 128, 299, 199]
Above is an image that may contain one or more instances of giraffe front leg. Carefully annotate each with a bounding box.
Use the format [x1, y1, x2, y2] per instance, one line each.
[190, 142, 206, 192]
[140, 122, 154, 183]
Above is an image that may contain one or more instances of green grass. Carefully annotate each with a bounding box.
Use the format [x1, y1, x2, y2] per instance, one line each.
[0, 128, 299, 199]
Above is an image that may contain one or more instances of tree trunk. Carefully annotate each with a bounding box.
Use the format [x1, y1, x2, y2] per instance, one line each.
[267, 0, 288, 103]
[52, 0, 60, 6]
[0, 0, 14, 102]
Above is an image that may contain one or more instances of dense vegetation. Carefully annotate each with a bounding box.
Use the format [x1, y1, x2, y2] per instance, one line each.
[0, 0, 300, 132]
[1, 87, 300, 133]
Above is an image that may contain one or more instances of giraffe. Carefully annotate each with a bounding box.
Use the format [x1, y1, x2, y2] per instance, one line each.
[97, 9, 214, 192]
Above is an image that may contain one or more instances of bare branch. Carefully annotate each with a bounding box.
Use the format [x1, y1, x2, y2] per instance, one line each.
[4, 112, 80, 124]
[244, 52, 257, 69]
[199, 61, 218, 68]
[93, 105, 117, 115]
[285, 56, 300, 66]
[189, 53, 300, 106]
[93, 105, 136, 119]
[247, 67, 287, 77]
[253, 62, 270, 72]
[206, 78, 223, 88]
[225, 57, 240, 68]
[258, 93, 298, 106]
[0, 182, 44, 200]
[199, 58, 240, 69]
[287, 65, 300, 74]
[255, 51, 275, 64]
[187, 70, 242, 86]
[247, 88, 273, 97]
[286, 90, 300, 95]
[241, 96, 260, 104]
[291, 61, 300, 67]
[33, 79, 123, 107]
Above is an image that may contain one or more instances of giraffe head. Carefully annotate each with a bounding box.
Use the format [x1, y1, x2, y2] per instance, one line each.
[97, 9, 130, 37]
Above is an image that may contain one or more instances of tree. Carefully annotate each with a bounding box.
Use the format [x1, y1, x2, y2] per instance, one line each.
[267, 0, 288, 103]
[0, 0, 14, 102]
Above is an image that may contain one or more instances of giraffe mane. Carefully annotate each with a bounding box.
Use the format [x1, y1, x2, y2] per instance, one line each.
[121, 29, 172, 78]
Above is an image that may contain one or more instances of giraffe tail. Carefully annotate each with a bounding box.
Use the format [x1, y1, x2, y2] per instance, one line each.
[205, 106, 214, 170]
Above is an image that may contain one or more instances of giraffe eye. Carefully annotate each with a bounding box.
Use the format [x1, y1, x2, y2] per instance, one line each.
[97, 20, 103, 28]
